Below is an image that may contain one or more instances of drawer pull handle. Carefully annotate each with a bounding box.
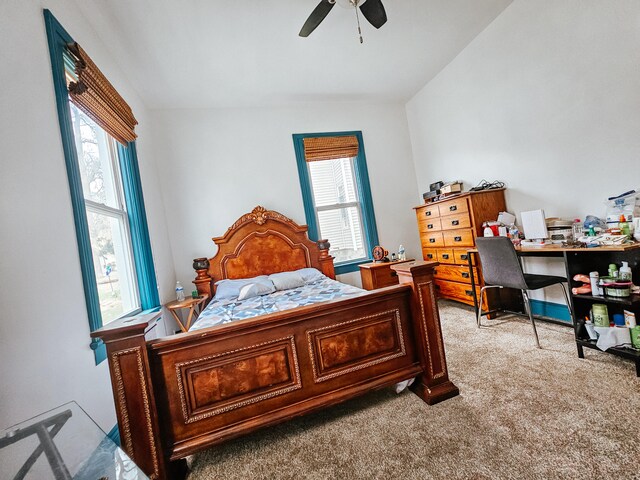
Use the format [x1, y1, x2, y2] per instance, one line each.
[460, 254, 468, 260]
[433, 269, 438, 274]
[429, 238, 436, 243]
[454, 236, 462, 242]
[426, 211, 432, 216]
[427, 254, 433, 259]
[449, 205, 457, 211]
[465, 290, 473, 296]
[435, 285, 441, 290]
[442, 254, 449, 259]
[462, 272, 470, 278]
[428, 224, 434, 229]
[452, 220, 459, 226]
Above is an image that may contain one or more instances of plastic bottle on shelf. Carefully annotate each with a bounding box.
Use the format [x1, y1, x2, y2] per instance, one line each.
[619, 214, 630, 237]
[398, 245, 406, 261]
[175, 281, 185, 301]
[508, 223, 521, 245]
[572, 219, 582, 241]
[620, 261, 632, 282]
[589, 272, 601, 296]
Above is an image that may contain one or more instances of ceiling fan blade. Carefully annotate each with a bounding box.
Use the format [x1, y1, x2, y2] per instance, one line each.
[359, 0, 387, 29]
[299, 0, 336, 37]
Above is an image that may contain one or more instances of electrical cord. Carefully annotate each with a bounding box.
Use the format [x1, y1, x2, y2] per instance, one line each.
[469, 179, 506, 191]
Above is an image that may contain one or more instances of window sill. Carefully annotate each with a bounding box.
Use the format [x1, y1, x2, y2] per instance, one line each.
[335, 259, 372, 275]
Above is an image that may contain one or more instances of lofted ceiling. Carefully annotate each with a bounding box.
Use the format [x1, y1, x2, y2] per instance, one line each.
[72, 0, 513, 109]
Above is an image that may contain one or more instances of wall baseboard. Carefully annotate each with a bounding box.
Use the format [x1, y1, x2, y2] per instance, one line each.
[529, 299, 572, 323]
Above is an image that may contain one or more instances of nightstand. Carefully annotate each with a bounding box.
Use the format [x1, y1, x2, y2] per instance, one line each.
[164, 295, 208, 332]
[359, 259, 415, 290]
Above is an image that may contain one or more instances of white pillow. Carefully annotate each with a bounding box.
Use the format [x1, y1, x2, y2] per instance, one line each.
[269, 271, 306, 291]
[237, 281, 276, 301]
[296, 267, 325, 283]
[214, 275, 272, 300]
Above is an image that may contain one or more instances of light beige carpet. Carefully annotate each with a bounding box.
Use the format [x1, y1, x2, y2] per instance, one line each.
[188, 302, 640, 480]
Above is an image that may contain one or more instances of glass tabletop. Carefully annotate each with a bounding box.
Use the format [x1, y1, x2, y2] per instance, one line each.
[0, 401, 148, 480]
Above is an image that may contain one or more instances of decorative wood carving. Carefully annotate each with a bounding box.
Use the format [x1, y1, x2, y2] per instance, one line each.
[175, 336, 302, 424]
[306, 309, 406, 383]
[193, 206, 335, 299]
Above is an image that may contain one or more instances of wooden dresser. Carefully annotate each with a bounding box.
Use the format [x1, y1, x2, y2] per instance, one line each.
[359, 259, 414, 290]
[414, 189, 507, 310]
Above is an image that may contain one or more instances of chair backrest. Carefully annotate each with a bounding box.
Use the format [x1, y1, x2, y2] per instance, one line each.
[475, 237, 528, 290]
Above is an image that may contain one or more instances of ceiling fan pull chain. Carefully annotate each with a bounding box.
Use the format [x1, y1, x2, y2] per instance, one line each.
[354, 3, 363, 43]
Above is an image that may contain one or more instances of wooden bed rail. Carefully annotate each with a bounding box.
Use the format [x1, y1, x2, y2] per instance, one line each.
[91, 260, 458, 480]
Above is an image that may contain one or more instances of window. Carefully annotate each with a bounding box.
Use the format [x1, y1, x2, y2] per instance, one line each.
[69, 104, 139, 323]
[293, 131, 379, 274]
[45, 10, 159, 364]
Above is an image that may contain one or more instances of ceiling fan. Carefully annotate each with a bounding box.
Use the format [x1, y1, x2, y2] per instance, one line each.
[299, 0, 387, 43]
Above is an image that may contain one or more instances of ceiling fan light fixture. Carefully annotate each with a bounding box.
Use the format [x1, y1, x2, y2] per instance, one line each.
[299, 0, 385, 40]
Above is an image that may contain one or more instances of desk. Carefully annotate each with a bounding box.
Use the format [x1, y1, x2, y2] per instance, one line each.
[467, 242, 640, 376]
[165, 295, 208, 332]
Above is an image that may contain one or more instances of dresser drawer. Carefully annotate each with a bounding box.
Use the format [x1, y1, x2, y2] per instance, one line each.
[359, 260, 414, 290]
[443, 228, 475, 247]
[418, 217, 442, 233]
[438, 197, 468, 217]
[435, 280, 489, 310]
[421, 231, 444, 248]
[440, 212, 471, 231]
[416, 205, 440, 222]
[437, 249, 455, 264]
[434, 279, 484, 308]
[453, 249, 473, 265]
[422, 248, 438, 262]
[372, 267, 399, 288]
[433, 264, 479, 284]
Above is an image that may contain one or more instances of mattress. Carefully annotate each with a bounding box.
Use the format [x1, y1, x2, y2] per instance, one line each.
[189, 276, 364, 332]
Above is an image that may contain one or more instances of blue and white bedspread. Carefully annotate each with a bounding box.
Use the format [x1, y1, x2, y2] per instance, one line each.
[189, 276, 364, 332]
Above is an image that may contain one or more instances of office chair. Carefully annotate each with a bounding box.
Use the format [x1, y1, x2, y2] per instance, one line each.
[475, 237, 573, 348]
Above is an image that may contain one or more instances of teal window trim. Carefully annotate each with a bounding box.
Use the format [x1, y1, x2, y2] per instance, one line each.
[44, 10, 159, 364]
[106, 424, 120, 446]
[117, 142, 160, 310]
[293, 131, 379, 276]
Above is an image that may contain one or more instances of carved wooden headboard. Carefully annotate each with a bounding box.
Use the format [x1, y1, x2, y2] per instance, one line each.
[193, 206, 335, 299]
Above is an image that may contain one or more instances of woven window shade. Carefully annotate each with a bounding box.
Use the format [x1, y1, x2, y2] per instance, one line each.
[302, 135, 359, 162]
[66, 42, 138, 146]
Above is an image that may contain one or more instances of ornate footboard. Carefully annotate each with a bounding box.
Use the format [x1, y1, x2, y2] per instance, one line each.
[92, 261, 458, 480]
[91, 207, 458, 479]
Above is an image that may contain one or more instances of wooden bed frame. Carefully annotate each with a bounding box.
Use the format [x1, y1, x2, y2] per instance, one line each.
[92, 206, 459, 480]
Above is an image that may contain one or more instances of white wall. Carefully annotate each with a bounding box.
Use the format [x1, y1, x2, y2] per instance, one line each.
[406, 0, 640, 302]
[152, 103, 420, 298]
[0, 0, 174, 431]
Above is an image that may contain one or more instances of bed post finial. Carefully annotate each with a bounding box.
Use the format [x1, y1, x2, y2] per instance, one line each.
[391, 260, 460, 405]
[193, 257, 213, 300]
[317, 239, 335, 279]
